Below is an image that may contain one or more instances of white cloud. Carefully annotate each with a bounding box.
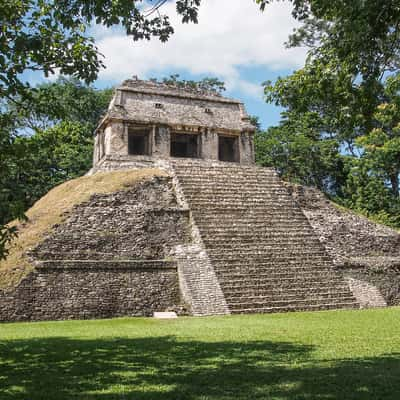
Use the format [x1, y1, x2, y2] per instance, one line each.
[95, 0, 306, 97]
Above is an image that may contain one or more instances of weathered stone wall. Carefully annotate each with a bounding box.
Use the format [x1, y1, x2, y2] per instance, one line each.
[0, 261, 179, 321]
[104, 121, 126, 157]
[342, 265, 400, 306]
[89, 155, 162, 174]
[152, 126, 170, 158]
[174, 244, 230, 316]
[32, 176, 190, 261]
[200, 130, 218, 160]
[0, 176, 190, 321]
[345, 276, 387, 308]
[121, 89, 249, 131]
[239, 132, 255, 165]
[95, 125, 255, 166]
[288, 184, 400, 261]
[287, 183, 400, 306]
[93, 79, 256, 168]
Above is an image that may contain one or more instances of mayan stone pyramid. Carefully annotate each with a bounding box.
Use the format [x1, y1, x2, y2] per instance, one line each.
[1, 78, 399, 321]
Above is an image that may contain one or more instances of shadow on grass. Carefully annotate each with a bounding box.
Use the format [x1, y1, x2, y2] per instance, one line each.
[0, 336, 399, 399]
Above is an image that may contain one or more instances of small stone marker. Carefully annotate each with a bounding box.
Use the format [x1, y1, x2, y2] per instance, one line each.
[153, 311, 178, 319]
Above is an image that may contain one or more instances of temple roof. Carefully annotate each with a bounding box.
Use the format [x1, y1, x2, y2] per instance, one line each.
[97, 79, 255, 133]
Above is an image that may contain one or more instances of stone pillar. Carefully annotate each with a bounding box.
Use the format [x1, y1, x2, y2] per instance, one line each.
[239, 131, 255, 165]
[105, 121, 127, 156]
[201, 130, 218, 160]
[152, 125, 170, 158]
[93, 132, 100, 166]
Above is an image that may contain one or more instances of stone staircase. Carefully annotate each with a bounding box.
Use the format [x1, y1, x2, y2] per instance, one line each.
[172, 159, 359, 314]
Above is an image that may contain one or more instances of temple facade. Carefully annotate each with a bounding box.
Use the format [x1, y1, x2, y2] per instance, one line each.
[93, 79, 256, 167]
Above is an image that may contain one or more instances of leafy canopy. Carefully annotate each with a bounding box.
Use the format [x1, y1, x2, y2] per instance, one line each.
[152, 74, 226, 94]
[258, 0, 400, 227]
[0, 0, 202, 97]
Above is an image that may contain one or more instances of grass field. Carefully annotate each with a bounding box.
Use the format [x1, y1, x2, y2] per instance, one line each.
[0, 307, 399, 399]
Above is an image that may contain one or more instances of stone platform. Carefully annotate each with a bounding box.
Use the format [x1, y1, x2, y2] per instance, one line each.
[5, 157, 400, 321]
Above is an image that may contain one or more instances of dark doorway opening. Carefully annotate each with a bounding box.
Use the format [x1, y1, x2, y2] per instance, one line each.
[128, 130, 150, 155]
[219, 136, 238, 162]
[170, 133, 199, 158]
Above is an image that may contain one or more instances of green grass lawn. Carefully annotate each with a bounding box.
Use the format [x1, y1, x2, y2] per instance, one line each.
[0, 307, 399, 400]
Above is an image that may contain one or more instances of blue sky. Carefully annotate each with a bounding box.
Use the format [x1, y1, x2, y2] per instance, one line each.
[26, 0, 307, 130]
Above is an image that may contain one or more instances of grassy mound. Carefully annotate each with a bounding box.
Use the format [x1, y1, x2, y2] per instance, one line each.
[0, 169, 166, 289]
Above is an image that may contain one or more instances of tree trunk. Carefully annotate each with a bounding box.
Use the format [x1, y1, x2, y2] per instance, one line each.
[390, 173, 399, 198]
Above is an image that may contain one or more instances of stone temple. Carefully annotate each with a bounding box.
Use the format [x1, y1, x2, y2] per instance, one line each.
[1, 78, 400, 321]
[92, 78, 256, 169]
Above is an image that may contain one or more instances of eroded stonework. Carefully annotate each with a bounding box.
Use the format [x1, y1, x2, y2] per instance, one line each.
[0, 176, 191, 321]
[287, 184, 400, 307]
[92, 79, 256, 169]
[1, 79, 399, 322]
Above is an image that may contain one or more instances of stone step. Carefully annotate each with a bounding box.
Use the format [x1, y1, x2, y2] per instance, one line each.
[227, 297, 357, 310]
[206, 247, 327, 256]
[213, 263, 337, 273]
[193, 209, 305, 216]
[182, 189, 285, 196]
[222, 284, 350, 295]
[222, 280, 347, 291]
[180, 186, 288, 194]
[176, 175, 278, 182]
[224, 291, 354, 303]
[176, 180, 281, 187]
[200, 224, 314, 232]
[178, 174, 279, 180]
[221, 282, 349, 298]
[188, 204, 301, 211]
[230, 302, 359, 314]
[178, 178, 284, 185]
[186, 198, 296, 206]
[206, 247, 326, 255]
[173, 163, 276, 170]
[203, 236, 320, 246]
[213, 262, 334, 272]
[200, 231, 317, 239]
[202, 231, 317, 238]
[194, 217, 310, 225]
[173, 165, 276, 173]
[187, 199, 298, 206]
[177, 172, 279, 178]
[209, 252, 331, 261]
[214, 260, 333, 268]
[206, 247, 328, 256]
[216, 272, 341, 284]
[215, 267, 340, 278]
[174, 170, 277, 178]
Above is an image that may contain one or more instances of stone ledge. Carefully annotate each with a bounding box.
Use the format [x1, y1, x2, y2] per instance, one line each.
[36, 260, 177, 271]
[337, 257, 400, 271]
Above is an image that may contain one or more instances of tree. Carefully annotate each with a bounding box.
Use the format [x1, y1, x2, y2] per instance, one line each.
[0, 113, 26, 260]
[356, 74, 400, 198]
[258, 0, 400, 227]
[1, 78, 113, 222]
[1, 0, 202, 98]
[255, 114, 343, 193]
[151, 74, 226, 94]
[9, 77, 113, 133]
[257, 0, 400, 82]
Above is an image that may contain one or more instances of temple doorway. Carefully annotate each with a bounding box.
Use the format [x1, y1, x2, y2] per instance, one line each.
[128, 129, 150, 155]
[170, 133, 200, 158]
[219, 135, 239, 162]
